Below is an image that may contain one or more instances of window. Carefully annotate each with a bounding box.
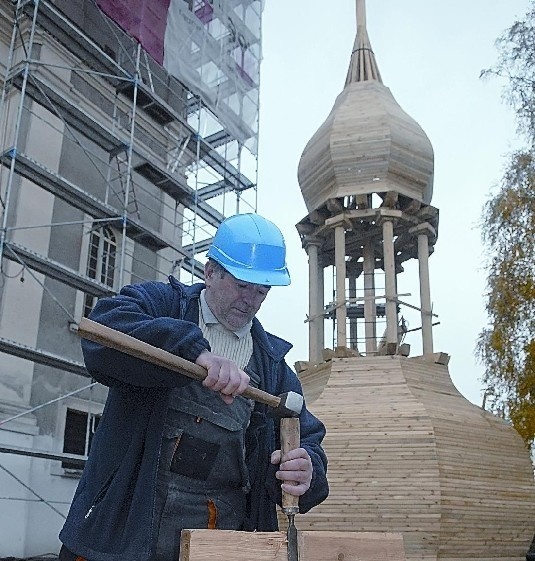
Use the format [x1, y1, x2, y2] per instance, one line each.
[62, 408, 101, 470]
[83, 225, 117, 317]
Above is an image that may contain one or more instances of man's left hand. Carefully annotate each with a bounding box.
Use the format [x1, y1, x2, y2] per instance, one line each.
[271, 447, 313, 496]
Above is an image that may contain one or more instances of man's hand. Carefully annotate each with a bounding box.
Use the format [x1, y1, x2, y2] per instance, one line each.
[271, 447, 313, 496]
[195, 350, 250, 404]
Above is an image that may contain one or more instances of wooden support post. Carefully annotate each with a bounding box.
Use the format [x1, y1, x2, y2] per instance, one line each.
[306, 239, 323, 364]
[348, 275, 358, 352]
[363, 238, 377, 354]
[382, 219, 398, 348]
[334, 224, 347, 348]
[417, 233, 434, 355]
[179, 530, 406, 561]
[317, 257, 324, 354]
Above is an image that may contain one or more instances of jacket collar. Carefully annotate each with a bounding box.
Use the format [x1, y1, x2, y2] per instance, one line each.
[251, 317, 293, 362]
[169, 275, 292, 362]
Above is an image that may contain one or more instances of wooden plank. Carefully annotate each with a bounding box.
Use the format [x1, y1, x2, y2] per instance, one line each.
[179, 530, 406, 561]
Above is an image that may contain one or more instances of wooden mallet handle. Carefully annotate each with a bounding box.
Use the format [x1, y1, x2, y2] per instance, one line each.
[77, 317, 282, 409]
[280, 417, 300, 513]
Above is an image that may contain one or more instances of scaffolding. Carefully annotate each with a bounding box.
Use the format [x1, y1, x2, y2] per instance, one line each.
[0, 0, 263, 554]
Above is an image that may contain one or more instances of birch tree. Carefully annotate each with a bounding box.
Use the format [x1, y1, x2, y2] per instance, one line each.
[478, 2, 535, 449]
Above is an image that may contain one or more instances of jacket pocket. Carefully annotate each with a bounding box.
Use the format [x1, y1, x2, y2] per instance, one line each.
[164, 395, 250, 490]
[84, 467, 118, 519]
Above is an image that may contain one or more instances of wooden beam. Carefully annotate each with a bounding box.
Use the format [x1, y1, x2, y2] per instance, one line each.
[382, 219, 398, 346]
[356, 194, 370, 209]
[307, 240, 323, 364]
[179, 530, 406, 561]
[402, 198, 421, 214]
[363, 239, 377, 354]
[335, 224, 347, 348]
[417, 233, 434, 355]
[309, 209, 329, 226]
[381, 191, 399, 208]
[294, 360, 311, 373]
[326, 197, 344, 214]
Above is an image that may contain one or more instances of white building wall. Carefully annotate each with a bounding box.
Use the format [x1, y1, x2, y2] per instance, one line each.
[0, 0, 261, 555]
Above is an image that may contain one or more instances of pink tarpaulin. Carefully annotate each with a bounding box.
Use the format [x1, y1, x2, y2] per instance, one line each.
[96, 0, 170, 64]
[94, 0, 261, 152]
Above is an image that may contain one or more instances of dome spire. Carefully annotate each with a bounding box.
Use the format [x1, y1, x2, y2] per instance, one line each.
[357, 0, 366, 29]
[345, 0, 382, 85]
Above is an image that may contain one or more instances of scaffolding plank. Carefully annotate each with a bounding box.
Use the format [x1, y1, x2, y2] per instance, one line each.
[0, 336, 87, 376]
[182, 237, 213, 255]
[204, 130, 233, 148]
[133, 160, 225, 228]
[3, 241, 116, 297]
[133, 161, 191, 201]
[197, 179, 233, 201]
[188, 134, 254, 192]
[0, 444, 87, 466]
[118, 80, 175, 125]
[178, 258, 206, 280]
[116, 79, 253, 192]
[115, 71, 254, 193]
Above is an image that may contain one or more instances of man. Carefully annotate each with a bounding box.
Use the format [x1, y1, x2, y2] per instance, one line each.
[59, 213, 329, 561]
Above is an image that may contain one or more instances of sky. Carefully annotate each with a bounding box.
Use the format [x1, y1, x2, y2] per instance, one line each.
[254, 0, 531, 406]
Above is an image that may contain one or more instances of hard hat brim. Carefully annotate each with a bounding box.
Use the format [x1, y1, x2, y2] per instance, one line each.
[219, 261, 291, 287]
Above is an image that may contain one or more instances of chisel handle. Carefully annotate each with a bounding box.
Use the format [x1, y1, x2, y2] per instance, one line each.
[280, 417, 300, 513]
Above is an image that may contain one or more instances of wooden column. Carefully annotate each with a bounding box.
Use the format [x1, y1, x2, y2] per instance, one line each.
[417, 232, 433, 355]
[306, 238, 323, 363]
[348, 275, 358, 351]
[334, 224, 347, 348]
[382, 219, 398, 347]
[318, 257, 324, 354]
[363, 239, 377, 354]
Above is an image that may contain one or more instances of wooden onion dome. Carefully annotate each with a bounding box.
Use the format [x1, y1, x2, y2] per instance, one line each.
[298, 0, 434, 213]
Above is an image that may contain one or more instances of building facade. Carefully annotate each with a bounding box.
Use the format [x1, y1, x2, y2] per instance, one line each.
[0, 0, 262, 556]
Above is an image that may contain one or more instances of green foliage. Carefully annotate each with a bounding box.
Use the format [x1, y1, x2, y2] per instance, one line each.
[481, 3, 535, 142]
[478, 3, 535, 449]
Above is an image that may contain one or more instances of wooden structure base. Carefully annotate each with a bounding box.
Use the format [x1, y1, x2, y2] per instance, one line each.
[179, 530, 406, 561]
[296, 355, 535, 561]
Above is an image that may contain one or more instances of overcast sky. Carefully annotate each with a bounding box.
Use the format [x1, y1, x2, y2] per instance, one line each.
[254, 0, 530, 406]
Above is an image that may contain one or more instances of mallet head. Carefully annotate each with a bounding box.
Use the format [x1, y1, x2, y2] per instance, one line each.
[275, 391, 303, 418]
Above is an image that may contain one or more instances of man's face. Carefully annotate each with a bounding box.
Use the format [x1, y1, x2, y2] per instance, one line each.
[204, 261, 270, 331]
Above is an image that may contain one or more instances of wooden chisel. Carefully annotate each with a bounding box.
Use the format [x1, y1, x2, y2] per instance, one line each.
[280, 417, 300, 561]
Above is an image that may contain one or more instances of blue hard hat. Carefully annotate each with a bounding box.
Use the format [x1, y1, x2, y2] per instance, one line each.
[207, 213, 291, 286]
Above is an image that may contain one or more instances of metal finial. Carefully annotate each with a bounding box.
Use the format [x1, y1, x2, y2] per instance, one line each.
[356, 0, 366, 29]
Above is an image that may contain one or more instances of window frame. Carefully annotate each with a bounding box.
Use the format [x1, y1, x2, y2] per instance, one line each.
[52, 397, 105, 477]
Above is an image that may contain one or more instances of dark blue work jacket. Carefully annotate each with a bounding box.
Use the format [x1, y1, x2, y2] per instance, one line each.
[59, 278, 328, 561]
